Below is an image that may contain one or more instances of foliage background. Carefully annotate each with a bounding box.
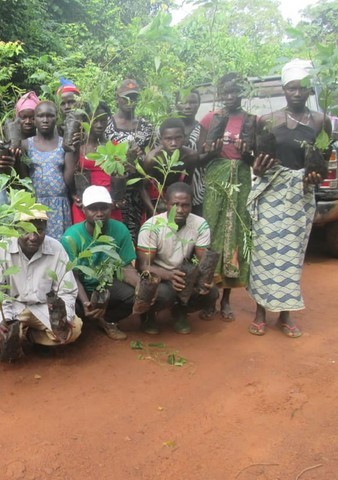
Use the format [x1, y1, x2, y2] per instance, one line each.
[0, 0, 337, 122]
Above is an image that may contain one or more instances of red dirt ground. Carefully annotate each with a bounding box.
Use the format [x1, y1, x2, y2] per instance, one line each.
[1, 234, 338, 480]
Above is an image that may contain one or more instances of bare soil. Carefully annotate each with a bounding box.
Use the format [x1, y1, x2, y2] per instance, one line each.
[1, 235, 338, 480]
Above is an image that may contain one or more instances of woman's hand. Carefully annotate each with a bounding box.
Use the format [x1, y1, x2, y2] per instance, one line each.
[72, 193, 82, 208]
[303, 171, 322, 185]
[253, 154, 277, 176]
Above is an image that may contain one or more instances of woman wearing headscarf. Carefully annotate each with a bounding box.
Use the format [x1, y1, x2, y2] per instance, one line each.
[200, 73, 256, 320]
[57, 78, 81, 117]
[15, 91, 40, 139]
[247, 59, 332, 338]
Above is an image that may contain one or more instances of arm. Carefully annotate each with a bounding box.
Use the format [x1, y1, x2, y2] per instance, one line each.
[252, 114, 278, 176]
[122, 264, 139, 288]
[64, 150, 78, 191]
[140, 180, 155, 216]
[143, 146, 164, 173]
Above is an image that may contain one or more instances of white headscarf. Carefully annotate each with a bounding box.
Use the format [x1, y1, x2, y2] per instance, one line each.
[281, 59, 313, 87]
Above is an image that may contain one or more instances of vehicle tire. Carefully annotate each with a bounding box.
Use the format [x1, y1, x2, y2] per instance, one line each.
[325, 220, 338, 258]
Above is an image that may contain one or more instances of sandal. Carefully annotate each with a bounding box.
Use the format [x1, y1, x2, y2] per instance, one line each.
[248, 321, 266, 336]
[280, 323, 302, 338]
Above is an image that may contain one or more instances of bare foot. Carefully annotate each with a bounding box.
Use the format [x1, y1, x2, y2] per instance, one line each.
[220, 289, 235, 322]
[220, 303, 235, 322]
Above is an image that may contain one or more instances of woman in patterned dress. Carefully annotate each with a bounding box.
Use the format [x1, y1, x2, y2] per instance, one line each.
[105, 79, 153, 243]
[248, 59, 332, 338]
[21, 101, 76, 240]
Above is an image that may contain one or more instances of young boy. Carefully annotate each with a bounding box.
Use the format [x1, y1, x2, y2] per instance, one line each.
[143, 118, 207, 213]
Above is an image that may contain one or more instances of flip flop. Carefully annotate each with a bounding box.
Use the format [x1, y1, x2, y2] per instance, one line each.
[280, 323, 302, 338]
[248, 321, 266, 336]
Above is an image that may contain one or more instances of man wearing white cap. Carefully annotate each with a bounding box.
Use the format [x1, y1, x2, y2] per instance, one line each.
[247, 58, 332, 338]
[61, 186, 139, 340]
[0, 209, 82, 362]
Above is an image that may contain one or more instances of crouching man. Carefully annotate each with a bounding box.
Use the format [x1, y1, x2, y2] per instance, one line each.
[0, 210, 82, 362]
[61, 186, 139, 340]
[137, 182, 219, 334]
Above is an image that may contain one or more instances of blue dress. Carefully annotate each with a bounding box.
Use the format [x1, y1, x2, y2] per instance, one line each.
[27, 136, 71, 240]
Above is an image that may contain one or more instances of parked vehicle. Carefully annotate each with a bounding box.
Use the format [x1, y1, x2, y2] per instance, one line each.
[196, 77, 338, 257]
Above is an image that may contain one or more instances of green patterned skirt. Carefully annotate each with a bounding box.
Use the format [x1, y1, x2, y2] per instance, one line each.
[203, 158, 251, 288]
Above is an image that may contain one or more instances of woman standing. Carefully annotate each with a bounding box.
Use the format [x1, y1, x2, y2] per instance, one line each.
[176, 90, 207, 216]
[71, 101, 123, 223]
[248, 59, 332, 337]
[105, 79, 153, 243]
[201, 73, 256, 320]
[22, 101, 75, 240]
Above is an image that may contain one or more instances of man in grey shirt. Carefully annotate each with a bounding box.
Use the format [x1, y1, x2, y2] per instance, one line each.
[0, 209, 82, 362]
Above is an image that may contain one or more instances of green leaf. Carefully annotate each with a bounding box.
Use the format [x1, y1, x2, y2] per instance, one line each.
[315, 129, 330, 150]
[47, 269, 58, 282]
[86, 153, 102, 161]
[126, 178, 141, 186]
[74, 265, 96, 276]
[167, 205, 177, 225]
[148, 342, 166, 348]
[135, 160, 147, 177]
[3, 265, 20, 276]
[62, 280, 74, 290]
[167, 354, 187, 366]
[96, 235, 116, 244]
[130, 340, 143, 350]
[82, 122, 90, 135]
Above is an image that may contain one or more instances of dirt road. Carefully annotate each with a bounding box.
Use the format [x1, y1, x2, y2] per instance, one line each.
[1, 240, 337, 480]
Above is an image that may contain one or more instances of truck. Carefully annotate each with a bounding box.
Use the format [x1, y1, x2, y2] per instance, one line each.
[196, 77, 338, 257]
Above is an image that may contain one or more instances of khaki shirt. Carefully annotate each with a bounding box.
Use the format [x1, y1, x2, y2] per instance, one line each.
[0, 236, 78, 329]
[137, 212, 210, 270]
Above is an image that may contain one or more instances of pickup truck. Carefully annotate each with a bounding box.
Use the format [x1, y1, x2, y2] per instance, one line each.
[196, 77, 338, 257]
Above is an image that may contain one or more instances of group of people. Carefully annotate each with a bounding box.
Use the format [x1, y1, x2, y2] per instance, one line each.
[0, 58, 331, 362]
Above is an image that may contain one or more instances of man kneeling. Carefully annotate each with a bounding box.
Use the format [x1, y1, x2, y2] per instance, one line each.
[137, 182, 219, 334]
[0, 210, 82, 362]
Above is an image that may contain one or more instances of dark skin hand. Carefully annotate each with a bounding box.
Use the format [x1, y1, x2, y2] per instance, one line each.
[76, 264, 139, 320]
[253, 154, 278, 176]
[0, 148, 21, 171]
[303, 171, 323, 185]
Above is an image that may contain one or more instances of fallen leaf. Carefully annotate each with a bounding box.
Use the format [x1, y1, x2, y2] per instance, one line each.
[163, 440, 176, 448]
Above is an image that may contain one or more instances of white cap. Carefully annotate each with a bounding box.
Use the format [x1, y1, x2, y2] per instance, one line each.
[82, 186, 112, 207]
[282, 59, 313, 87]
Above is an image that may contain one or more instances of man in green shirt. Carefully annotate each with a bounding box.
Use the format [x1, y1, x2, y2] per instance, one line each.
[61, 186, 139, 340]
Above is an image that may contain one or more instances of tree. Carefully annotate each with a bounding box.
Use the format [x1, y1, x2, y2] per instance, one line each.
[296, 0, 338, 45]
[174, 0, 289, 84]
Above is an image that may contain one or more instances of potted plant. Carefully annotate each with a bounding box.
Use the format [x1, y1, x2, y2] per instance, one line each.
[62, 221, 123, 311]
[86, 140, 129, 203]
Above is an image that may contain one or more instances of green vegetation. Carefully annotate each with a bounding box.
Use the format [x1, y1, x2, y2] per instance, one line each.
[1, 0, 337, 122]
